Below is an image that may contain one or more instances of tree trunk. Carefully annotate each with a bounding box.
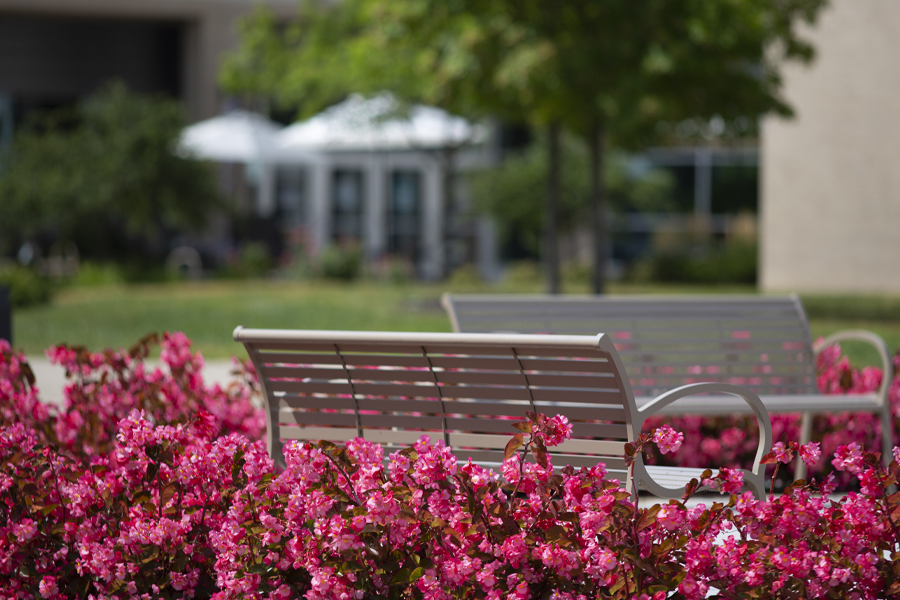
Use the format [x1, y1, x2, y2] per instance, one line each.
[546, 121, 561, 294]
[588, 123, 606, 294]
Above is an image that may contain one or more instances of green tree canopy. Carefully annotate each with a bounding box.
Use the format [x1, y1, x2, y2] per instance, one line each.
[223, 0, 827, 290]
[0, 82, 221, 261]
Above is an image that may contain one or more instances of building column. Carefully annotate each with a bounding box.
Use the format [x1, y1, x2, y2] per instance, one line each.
[366, 156, 386, 259]
[421, 162, 444, 280]
[694, 148, 713, 216]
[309, 161, 331, 255]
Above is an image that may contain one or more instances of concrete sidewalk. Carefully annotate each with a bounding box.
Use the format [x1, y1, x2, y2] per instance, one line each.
[26, 356, 239, 408]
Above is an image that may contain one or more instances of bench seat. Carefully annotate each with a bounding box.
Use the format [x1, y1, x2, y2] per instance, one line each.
[638, 392, 884, 416]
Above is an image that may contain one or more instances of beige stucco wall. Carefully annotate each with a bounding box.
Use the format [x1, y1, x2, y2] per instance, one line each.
[760, 0, 900, 293]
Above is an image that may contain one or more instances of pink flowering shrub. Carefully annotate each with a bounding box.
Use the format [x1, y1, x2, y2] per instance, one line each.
[5, 334, 900, 598]
[1, 334, 264, 459]
[6, 400, 900, 598]
[644, 340, 900, 490]
[0, 409, 270, 598]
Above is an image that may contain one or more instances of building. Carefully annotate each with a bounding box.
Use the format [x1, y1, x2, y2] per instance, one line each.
[0, 0, 297, 136]
[760, 0, 900, 293]
[180, 95, 499, 279]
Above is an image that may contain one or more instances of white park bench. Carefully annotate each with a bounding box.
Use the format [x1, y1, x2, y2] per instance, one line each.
[442, 293, 894, 479]
[234, 327, 772, 500]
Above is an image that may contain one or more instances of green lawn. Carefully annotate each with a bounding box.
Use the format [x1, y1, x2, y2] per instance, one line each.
[11, 279, 900, 369]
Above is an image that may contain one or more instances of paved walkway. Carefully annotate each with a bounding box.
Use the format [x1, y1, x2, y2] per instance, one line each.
[26, 356, 238, 408]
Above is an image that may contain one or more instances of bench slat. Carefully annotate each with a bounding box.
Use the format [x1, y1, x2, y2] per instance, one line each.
[276, 396, 633, 429]
[637, 392, 882, 415]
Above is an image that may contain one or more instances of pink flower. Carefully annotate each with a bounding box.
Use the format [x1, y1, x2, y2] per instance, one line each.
[831, 442, 865, 474]
[539, 415, 573, 447]
[652, 425, 684, 455]
[771, 441, 793, 464]
[656, 504, 686, 531]
[38, 576, 58, 599]
[799, 442, 821, 468]
[678, 575, 708, 600]
[12, 518, 38, 542]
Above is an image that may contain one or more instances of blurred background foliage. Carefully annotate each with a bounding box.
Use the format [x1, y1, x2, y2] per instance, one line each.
[468, 132, 675, 258]
[0, 82, 222, 265]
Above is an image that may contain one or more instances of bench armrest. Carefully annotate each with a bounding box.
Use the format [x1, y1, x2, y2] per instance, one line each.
[634, 382, 773, 500]
[814, 329, 894, 406]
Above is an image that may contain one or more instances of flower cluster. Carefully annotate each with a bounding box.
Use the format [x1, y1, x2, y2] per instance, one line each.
[0, 409, 268, 598]
[644, 339, 900, 490]
[1, 333, 264, 460]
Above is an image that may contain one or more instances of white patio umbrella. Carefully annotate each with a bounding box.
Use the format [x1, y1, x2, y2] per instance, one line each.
[277, 93, 487, 154]
[178, 110, 287, 217]
[177, 109, 283, 163]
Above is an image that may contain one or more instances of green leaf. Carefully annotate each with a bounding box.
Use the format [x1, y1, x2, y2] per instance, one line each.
[39, 503, 60, 516]
[232, 449, 246, 484]
[409, 567, 425, 582]
[656, 538, 675, 554]
[246, 562, 272, 574]
[391, 568, 411, 584]
[172, 549, 189, 572]
[609, 577, 625, 594]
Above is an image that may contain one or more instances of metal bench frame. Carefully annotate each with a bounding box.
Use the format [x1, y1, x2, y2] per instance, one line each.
[235, 327, 772, 500]
[442, 293, 894, 479]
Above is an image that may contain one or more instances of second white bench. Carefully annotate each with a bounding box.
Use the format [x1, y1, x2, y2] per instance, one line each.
[442, 293, 894, 479]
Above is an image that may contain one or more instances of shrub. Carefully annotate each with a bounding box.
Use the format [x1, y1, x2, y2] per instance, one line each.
[0, 332, 264, 458]
[225, 242, 274, 279]
[319, 244, 364, 281]
[3, 397, 900, 598]
[630, 240, 757, 285]
[0, 82, 222, 264]
[503, 260, 543, 287]
[4, 334, 900, 598]
[0, 266, 53, 308]
[70, 262, 126, 287]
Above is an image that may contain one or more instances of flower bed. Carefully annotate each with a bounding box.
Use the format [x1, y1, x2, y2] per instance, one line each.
[2, 334, 900, 598]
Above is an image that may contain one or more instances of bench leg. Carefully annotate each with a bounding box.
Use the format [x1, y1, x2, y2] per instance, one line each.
[881, 407, 895, 469]
[795, 411, 813, 481]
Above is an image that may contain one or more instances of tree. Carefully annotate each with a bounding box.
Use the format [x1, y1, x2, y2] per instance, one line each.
[467, 0, 828, 292]
[468, 133, 674, 261]
[0, 82, 222, 262]
[223, 0, 827, 292]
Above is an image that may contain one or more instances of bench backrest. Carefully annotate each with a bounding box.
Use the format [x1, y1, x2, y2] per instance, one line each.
[234, 328, 639, 483]
[442, 294, 818, 398]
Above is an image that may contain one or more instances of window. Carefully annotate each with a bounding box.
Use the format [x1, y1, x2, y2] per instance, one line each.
[388, 171, 421, 260]
[276, 167, 306, 229]
[332, 169, 364, 242]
